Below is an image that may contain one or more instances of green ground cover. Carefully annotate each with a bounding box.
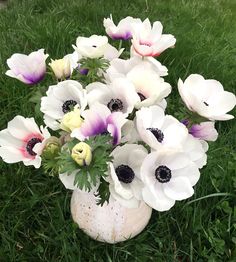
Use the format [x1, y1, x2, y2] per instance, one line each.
[0, 0, 235, 261]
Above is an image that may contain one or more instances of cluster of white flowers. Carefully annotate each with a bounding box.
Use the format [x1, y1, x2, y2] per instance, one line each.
[1, 15, 235, 212]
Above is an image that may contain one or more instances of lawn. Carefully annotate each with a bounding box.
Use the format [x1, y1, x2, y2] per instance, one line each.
[0, 0, 236, 261]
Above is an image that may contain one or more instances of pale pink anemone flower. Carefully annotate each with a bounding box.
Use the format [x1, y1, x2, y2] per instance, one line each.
[131, 18, 176, 57]
[71, 103, 127, 145]
[0, 116, 50, 168]
[6, 49, 48, 85]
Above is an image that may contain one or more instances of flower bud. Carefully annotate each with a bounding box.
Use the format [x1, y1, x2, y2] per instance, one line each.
[43, 137, 61, 158]
[60, 106, 83, 132]
[49, 57, 71, 79]
[71, 142, 92, 166]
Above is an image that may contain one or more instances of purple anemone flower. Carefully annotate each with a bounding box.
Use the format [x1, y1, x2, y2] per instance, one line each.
[71, 103, 127, 145]
[182, 119, 218, 142]
[6, 49, 48, 85]
[103, 15, 142, 41]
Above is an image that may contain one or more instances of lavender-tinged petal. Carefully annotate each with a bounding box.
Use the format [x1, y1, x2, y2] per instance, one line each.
[106, 112, 127, 145]
[189, 122, 218, 141]
[181, 119, 189, 127]
[22, 72, 46, 84]
[111, 31, 132, 40]
[79, 68, 89, 75]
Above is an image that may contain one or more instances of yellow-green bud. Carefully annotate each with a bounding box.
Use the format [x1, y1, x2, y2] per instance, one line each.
[49, 57, 71, 79]
[43, 137, 61, 158]
[60, 106, 83, 132]
[71, 142, 92, 166]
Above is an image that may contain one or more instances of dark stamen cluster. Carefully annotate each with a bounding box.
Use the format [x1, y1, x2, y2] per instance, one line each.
[26, 138, 42, 156]
[62, 100, 77, 113]
[115, 165, 135, 184]
[107, 98, 123, 112]
[155, 165, 172, 183]
[147, 128, 164, 143]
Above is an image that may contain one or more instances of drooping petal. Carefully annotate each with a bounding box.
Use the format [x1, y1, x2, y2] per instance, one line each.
[59, 172, 78, 190]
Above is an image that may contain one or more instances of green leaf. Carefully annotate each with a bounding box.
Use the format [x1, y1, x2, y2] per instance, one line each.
[95, 177, 110, 206]
[57, 135, 114, 199]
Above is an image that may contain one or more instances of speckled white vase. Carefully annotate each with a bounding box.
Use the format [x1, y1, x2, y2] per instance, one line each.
[71, 190, 152, 243]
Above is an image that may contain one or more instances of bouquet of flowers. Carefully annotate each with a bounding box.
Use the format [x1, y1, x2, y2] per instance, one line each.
[1, 15, 235, 241]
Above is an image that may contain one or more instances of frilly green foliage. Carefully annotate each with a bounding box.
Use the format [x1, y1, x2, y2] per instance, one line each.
[57, 134, 113, 203]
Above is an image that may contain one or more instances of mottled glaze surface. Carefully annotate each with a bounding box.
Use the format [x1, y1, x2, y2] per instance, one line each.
[71, 190, 152, 243]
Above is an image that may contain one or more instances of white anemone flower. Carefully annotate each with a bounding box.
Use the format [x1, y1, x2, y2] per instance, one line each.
[136, 106, 207, 168]
[103, 15, 142, 40]
[40, 80, 87, 130]
[178, 74, 236, 121]
[0, 116, 50, 168]
[6, 49, 48, 84]
[141, 149, 200, 211]
[71, 103, 127, 145]
[107, 144, 148, 208]
[136, 106, 188, 150]
[73, 35, 109, 59]
[131, 18, 176, 57]
[126, 64, 171, 109]
[86, 78, 140, 116]
[105, 56, 168, 82]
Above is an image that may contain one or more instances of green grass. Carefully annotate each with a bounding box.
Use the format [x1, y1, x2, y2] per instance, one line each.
[0, 0, 236, 261]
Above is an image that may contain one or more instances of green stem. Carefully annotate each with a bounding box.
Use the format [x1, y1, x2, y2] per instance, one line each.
[118, 40, 123, 50]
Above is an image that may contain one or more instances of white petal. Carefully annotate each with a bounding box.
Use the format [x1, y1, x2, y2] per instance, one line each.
[59, 172, 78, 190]
[0, 146, 25, 163]
[142, 184, 175, 211]
[172, 162, 200, 186]
[208, 91, 236, 117]
[103, 44, 124, 61]
[109, 186, 140, 208]
[161, 152, 191, 170]
[23, 155, 42, 168]
[0, 129, 22, 147]
[131, 177, 144, 200]
[140, 151, 158, 184]
[163, 177, 194, 201]
[7, 116, 40, 140]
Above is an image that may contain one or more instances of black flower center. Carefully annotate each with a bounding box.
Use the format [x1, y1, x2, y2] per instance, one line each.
[26, 138, 42, 156]
[92, 45, 97, 48]
[203, 101, 209, 106]
[62, 100, 77, 113]
[147, 128, 164, 143]
[115, 165, 135, 184]
[137, 92, 146, 101]
[107, 99, 123, 112]
[155, 165, 172, 183]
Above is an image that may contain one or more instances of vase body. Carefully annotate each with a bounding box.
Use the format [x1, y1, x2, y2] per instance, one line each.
[71, 190, 152, 243]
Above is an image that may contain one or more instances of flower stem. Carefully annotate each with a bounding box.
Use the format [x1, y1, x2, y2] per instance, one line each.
[118, 40, 123, 50]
